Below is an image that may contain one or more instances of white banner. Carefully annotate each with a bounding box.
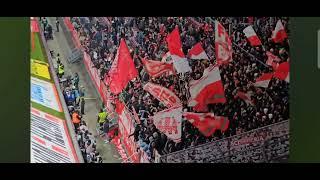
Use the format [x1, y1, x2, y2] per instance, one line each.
[31, 77, 62, 112]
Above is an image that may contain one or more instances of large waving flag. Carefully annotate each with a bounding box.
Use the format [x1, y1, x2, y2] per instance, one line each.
[106, 39, 138, 95]
[183, 112, 229, 137]
[143, 82, 181, 108]
[152, 106, 182, 142]
[215, 21, 233, 65]
[274, 61, 289, 83]
[272, 20, 288, 43]
[188, 65, 226, 112]
[187, 42, 209, 60]
[254, 73, 274, 88]
[167, 27, 192, 73]
[243, 26, 262, 46]
[141, 58, 174, 78]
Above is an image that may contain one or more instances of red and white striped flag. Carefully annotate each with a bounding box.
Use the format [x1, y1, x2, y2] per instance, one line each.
[215, 21, 233, 65]
[183, 112, 229, 137]
[272, 20, 288, 43]
[166, 27, 191, 73]
[266, 51, 281, 70]
[187, 42, 209, 60]
[254, 73, 274, 88]
[132, 106, 141, 124]
[188, 65, 226, 112]
[274, 61, 289, 83]
[141, 58, 175, 78]
[243, 26, 262, 46]
[234, 91, 254, 106]
[161, 51, 171, 62]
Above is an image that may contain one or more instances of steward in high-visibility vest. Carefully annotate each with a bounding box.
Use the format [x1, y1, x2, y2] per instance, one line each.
[97, 109, 108, 126]
[58, 64, 64, 78]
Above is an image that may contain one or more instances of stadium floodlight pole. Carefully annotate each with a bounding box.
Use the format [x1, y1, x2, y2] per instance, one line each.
[232, 42, 269, 68]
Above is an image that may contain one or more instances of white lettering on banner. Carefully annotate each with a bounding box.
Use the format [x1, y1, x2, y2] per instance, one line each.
[31, 77, 62, 112]
[143, 82, 181, 108]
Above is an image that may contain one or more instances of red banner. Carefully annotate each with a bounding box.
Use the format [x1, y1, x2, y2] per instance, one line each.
[143, 82, 181, 108]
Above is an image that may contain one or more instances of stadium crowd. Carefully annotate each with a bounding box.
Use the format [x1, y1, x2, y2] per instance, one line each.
[70, 17, 289, 162]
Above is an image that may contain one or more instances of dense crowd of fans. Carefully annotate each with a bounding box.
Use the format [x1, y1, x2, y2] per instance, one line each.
[70, 17, 290, 162]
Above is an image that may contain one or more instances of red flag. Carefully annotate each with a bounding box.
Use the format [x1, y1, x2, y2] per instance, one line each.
[234, 91, 254, 106]
[141, 58, 175, 78]
[153, 106, 182, 142]
[183, 112, 229, 137]
[266, 51, 281, 70]
[274, 61, 289, 83]
[243, 26, 262, 46]
[254, 73, 274, 88]
[188, 65, 226, 112]
[215, 21, 233, 65]
[272, 20, 288, 43]
[166, 27, 191, 73]
[143, 82, 181, 108]
[115, 99, 125, 114]
[187, 42, 209, 60]
[107, 39, 138, 95]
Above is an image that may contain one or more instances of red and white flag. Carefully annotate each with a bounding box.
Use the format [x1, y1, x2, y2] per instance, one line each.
[161, 51, 172, 62]
[152, 106, 182, 142]
[106, 39, 138, 95]
[234, 91, 254, 106]
[215, 21, 233, 65]
[141, 58, 175, 78]
[183, 112, 229, 137]
[243, 26, 262, 46]
[274, 61, 289, 83]
[266, 51, 281, 70]
[188, 65, 226, 112]
[187, 42, 209, 60]
[143, 82, 181, 108]
[166, 27, 191, 73]
[272, 20, 288, 43]
[254, 73, 274, 88]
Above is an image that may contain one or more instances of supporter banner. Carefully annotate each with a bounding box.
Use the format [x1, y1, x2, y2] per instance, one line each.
[152, 106, 182, 142]
[31, 108, 78, 163]
[143, 82, 182, 108]
[116, 100, 140, 163]
[31, 77, 62, 112]
[31, 59, 51, 80]
[215, 21, 233, 65]
[188, 65, 226, 112]
[160, 120, 289, 163]
[141, 58, 175, 78]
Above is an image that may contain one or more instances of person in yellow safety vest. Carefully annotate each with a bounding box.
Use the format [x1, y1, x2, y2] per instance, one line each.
[58, 64, 64, 78]
[97, 108, 108, 128]
[72, 110, 81, 133]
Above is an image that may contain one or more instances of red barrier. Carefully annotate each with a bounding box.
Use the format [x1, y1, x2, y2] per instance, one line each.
[65, 18, 149, 163]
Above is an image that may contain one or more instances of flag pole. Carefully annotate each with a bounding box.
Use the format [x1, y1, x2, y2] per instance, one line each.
[232, 42, 269, 68]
